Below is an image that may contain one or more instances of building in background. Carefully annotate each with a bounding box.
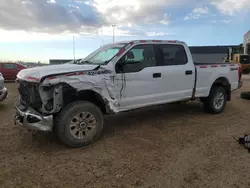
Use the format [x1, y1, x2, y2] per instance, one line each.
[243, 30, 250, 55]
[189, 45, 238, 63]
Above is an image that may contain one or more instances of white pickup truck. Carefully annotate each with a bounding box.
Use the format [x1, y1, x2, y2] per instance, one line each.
[14, 40, 243, 147]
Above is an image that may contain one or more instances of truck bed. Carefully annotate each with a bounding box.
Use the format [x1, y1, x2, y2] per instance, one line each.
[193, 62, 239, 99]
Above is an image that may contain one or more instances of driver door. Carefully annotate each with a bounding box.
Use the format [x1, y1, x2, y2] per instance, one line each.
[114, 44, 165, 111]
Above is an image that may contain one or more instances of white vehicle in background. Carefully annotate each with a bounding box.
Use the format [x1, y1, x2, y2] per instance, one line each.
[14, 40, 242, 147]
[0, 72, 8, 102]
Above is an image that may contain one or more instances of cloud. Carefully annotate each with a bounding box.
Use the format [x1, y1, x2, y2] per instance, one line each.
[86, 0, 179, 26]
[184, 6, 209, 20]
[146, 32, 170, 36]
[211, 19, 232, 24]
[0, 0, 249, 38]
[211, 0, 250, 15]
[0, 0, 104, 33]
[160, 14, 171, 25]
[96, 25, 171, 37]
[0, 0, 181, 37]
[193, 7, 209, 14]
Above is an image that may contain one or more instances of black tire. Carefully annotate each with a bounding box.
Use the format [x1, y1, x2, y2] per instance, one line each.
[55, 101, 103, 148]
[240, 91, 250, 100]
[243, 70, 250, 74]
[203, 86, 227, 114]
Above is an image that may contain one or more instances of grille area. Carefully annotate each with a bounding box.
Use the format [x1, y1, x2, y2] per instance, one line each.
[18, 81, 42, 109]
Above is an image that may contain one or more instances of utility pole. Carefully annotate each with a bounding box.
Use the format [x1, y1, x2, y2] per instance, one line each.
[73, 36, 75, 62]
[112, 24, 116, 43]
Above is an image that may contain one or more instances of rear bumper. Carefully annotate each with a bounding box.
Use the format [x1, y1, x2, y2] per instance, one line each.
[231, 81, 243, 93]
[14, 102, 53, 132]
[0, 87, 8, 101]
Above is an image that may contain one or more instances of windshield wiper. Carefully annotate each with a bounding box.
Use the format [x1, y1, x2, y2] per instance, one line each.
[80, 60, 94, 64]
[74, 60, 93, 64]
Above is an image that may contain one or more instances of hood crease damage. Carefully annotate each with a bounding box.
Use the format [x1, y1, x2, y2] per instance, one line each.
[43, 66, 120, 113]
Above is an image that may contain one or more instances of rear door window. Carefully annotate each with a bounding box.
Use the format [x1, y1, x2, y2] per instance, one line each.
[3, 63, 18, 69]
[156, 44, 188, 66]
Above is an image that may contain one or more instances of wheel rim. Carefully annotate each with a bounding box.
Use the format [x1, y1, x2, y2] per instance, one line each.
[213, 92, 225, 110]
[69, 112, 97, 140]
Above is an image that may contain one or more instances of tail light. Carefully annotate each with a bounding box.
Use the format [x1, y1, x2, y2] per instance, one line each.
[238, 63, 242, 81]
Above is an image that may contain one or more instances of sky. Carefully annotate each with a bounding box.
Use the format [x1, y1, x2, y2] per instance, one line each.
[0, 0, 250, 62]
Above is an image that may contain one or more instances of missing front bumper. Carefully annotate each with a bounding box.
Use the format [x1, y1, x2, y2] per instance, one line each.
[14, 103, 53, 132]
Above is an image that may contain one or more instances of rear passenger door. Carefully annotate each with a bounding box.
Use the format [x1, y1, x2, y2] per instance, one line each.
[114, 44, 166, 110]
[155, 44, 195, 101]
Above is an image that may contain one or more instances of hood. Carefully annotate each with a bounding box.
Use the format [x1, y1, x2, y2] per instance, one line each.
[17, 63, 100, 82]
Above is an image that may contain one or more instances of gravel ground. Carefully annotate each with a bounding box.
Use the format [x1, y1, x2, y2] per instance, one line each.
[1, 76, 250, 188]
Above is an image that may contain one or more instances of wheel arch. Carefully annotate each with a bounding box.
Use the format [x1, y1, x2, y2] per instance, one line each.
[61, 83, 111, 114]
[77, 90, 109, 114]
[210, 77, 231, 101]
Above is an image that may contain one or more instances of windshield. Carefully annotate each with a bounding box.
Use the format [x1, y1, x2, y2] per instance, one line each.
[68, 43, 127, 65]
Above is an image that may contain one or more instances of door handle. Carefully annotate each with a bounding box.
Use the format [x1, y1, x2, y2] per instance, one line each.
[153, 73, 161, 78]
[185, 70, 193, 75]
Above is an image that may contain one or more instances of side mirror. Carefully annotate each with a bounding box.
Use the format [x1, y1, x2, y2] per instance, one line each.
[116, 60, 125, 73]
[115, 60, 141, 73]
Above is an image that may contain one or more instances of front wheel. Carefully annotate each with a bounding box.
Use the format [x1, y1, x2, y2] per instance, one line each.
[203, 86, 227, 114]
[55, 101, 103, 148]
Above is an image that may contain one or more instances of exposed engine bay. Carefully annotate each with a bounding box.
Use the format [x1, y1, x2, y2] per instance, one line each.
[18, 80, 64, 115]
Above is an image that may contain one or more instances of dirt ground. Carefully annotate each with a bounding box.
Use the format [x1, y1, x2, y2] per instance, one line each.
[1, 77, 250, 188]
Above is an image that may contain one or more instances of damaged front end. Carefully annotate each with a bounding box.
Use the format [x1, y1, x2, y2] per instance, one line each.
[14, 79, 60, 132]
[14, 66, 119, 132]
[14, 103, 53, 131]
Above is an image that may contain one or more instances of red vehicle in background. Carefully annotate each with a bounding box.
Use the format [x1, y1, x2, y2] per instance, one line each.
[0, 63, 27, 81]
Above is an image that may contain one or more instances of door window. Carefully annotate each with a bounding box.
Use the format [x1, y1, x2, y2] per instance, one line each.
[3, 63, 17, 69]
[156, 44, 188, 66]
[116, 44, 156, 73]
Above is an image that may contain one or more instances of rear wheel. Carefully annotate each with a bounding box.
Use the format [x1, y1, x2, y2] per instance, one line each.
[240, 91, 250, 100]
[55, 101, 103, 148]
[203, 86, 227, 114]
[243, 70, 250, 74]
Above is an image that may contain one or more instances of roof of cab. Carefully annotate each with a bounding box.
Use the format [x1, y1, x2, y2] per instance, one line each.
[114, 40, 184, 45]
